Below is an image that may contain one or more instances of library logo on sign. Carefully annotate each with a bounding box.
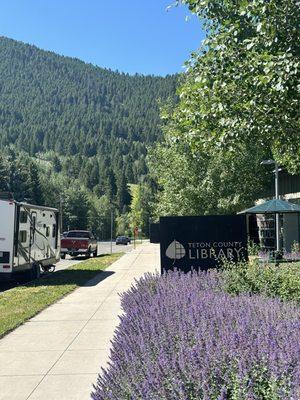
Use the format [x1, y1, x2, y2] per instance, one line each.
[165, 240, 186, 260]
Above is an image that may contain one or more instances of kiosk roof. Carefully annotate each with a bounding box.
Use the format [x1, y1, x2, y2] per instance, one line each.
[238, 199, 300, 214]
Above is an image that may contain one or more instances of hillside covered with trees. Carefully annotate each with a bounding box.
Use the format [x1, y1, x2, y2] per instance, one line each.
[2, 0, 298, 240]
[0, 36, 177, 236]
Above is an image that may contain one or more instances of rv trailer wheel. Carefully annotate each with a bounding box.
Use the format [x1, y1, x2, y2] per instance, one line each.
[48, 264, 55, 272]
[86, 247, 91, 258]
[25, 263, 40, 281]
[32, 263, 41, 280]
[41, 264, 55, 273]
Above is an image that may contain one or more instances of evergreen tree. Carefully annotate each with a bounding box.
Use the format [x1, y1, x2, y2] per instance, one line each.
[0, 154, 10, 192]
[27, 162, 44, 205]
[0, 36, 178, 232]
[64, 188, 89, 230]
[52, 155, 62, 173]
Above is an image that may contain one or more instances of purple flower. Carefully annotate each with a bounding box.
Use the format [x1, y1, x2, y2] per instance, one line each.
[258, 250, 269, 262]
[91, 270, 300, 399]
[283, 251, 300, 261]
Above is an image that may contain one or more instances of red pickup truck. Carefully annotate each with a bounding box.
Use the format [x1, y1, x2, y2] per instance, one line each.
[61, 230, 98, 259]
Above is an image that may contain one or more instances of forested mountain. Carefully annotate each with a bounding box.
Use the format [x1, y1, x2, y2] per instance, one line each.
[0, 37, 176, 155]
[0, 37, 177, 235]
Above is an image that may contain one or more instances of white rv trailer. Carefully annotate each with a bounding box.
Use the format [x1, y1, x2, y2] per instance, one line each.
[0, 199, 60, 281]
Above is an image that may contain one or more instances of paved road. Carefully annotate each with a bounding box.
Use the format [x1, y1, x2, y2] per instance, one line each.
[0, 241, 136, 292]
[55, 241, 134, 271]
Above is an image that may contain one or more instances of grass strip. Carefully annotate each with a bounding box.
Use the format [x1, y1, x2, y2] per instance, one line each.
[0, 253, 123, 338]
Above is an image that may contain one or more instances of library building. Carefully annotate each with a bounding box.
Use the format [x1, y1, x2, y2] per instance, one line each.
[241, 173, 300, 252]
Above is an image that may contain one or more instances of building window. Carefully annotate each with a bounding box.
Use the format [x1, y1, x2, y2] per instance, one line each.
[19, 231, 27, 243]
[20, 211, 27, 224]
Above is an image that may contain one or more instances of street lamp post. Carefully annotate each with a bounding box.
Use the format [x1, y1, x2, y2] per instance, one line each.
[261, 159, 280, 252]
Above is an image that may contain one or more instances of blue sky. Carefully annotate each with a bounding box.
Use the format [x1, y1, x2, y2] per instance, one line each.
[0, 0, 204, 76]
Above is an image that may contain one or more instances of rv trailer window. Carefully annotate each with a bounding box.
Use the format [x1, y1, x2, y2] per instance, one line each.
[52, 224, 56, 238]
[19, 231, 27, 243]
[46, 227, 50, 237]
[20, 211, 27, 224]
[0, 252, 9, 263]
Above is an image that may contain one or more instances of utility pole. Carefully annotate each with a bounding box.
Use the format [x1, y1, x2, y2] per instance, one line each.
[59, 196, 63, 233]
[110, 208, 113, 254]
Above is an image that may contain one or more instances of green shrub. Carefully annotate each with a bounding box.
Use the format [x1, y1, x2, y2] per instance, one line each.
[291, 241, 300, 253]
[222, 260, 300, 303]
[247, 240, 261, 256]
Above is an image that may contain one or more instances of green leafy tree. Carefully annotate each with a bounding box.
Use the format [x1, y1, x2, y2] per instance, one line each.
[116, 213, 131, 237]
[176, 0, 300, 172]
[127, 183, 154, 236]
[149, 130, 272, 217]
[149, 0, 298, 216]
[88, 194, 112, 239]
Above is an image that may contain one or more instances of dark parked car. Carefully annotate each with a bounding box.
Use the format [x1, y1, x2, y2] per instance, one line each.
[116, 236, 131, 245]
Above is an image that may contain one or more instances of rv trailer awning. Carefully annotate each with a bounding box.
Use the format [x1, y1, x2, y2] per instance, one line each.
[238, 199, 300, 214]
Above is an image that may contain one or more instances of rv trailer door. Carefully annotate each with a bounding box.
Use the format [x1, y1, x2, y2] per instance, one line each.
[0, 200, 15, 278]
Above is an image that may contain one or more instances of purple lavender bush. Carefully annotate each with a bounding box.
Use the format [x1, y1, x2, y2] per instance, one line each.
[283, 251, 300, 261]
[92, 271, 300, 400]
[258, 250, 270, 262]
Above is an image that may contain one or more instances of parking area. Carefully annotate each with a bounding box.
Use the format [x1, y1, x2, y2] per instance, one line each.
[55, 241, 133, 269]
[0, 241, 135, 292]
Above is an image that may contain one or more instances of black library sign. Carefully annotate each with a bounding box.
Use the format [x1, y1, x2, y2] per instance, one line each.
[160, 215, 248, 273]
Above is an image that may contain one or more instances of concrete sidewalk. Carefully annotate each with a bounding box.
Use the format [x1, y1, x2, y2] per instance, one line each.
[0, 242, 160, 400]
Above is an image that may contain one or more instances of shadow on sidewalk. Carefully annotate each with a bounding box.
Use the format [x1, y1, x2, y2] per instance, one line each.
[0, 253, 119, 292]
[84, 270, 115, 286]
[71, 253, 111, 260]
[10, 269, 115, 290]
